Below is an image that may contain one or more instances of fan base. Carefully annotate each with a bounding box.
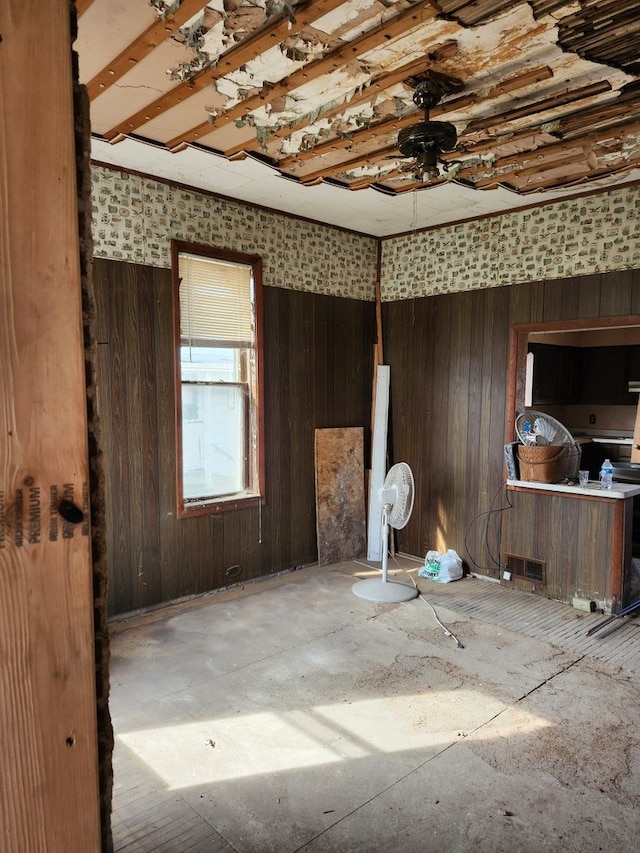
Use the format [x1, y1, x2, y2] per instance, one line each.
[352, 578, 418, 603]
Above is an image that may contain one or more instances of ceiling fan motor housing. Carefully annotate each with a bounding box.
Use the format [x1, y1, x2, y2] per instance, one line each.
[397, 121, 458, 158]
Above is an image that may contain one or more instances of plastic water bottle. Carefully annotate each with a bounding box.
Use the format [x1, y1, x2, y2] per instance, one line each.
[600, 459, 613, 490]
[523, 420, 535, 445]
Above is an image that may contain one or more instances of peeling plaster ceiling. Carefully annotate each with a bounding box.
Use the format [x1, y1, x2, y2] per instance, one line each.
[77, 0, 640, 236]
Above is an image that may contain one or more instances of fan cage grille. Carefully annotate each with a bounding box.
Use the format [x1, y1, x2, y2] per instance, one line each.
[515, 410, 575, 446]
[384, 463, 414, 529]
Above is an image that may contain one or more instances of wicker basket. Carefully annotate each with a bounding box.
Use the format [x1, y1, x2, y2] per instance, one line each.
[517, 443, 580, 483]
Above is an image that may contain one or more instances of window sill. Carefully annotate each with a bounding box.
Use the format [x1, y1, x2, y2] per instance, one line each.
[178, 494, 262, 518]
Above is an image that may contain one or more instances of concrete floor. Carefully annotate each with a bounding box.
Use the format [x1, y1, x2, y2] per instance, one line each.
[109, 559, 640, 852]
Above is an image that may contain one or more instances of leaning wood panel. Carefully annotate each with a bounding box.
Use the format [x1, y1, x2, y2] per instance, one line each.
[0, 0, 100, 849]
[315, 428, 366, 566]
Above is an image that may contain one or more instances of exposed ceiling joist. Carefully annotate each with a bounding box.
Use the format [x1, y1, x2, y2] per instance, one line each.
[166, 0, 439, 150]
[76, 0, 640, 212]
[103, 0, 350, 140]
[86, 0, 204, 100]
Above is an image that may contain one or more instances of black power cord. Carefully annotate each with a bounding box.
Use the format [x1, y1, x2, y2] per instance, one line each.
[463, 479, 513, 573]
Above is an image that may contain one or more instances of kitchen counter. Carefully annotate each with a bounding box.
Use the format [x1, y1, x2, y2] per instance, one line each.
[507, 479, 640, 499]
[503, 479, 639, 613]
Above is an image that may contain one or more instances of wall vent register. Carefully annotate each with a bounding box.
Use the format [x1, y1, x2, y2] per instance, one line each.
[504, 554, 546, 586]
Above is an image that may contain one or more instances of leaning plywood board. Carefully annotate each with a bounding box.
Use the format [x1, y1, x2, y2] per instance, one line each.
[0, 1, 101, 849]
[315, 428, 366, 566]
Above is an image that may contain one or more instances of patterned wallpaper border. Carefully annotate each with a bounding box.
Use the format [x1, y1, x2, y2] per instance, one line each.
[92, 166, 640, 303]
[380, 183, 640, 300]
[91, 166, 378, 301]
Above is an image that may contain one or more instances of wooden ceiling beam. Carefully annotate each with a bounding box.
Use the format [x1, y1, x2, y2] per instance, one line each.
[505, 168, 595, 193]
[221, 54, 436, 159]
[456, 119, 640, 179]
[328, 114, 640, 193]
[560, 0, 638, 29]
[457, 91, 640, 157]
[324, 137, 583, 192]
[165, 0, 439, 150]
[530, 0, 575, 17]
[283, 88, 638, 190]
[561, 3, 640, 33]
[75, 0, 97, 15]
[554, 92, 640, 136]
[505, 156, 640, 194]
[102, 0, 347, 140]
[296, 145, 399, 184]
[86, 0, 204, 101]
[222, 62, 552, 159]
[564, 20, 640, 54]
[456, 126, 552, 157]
[465, 81, 612, 132]
[279, 111, 417, 168]
[278, 65, 555, 169]
[437, 0, 517, 27]
[469, 150, 589, 189]
[479, 118, 639, 164]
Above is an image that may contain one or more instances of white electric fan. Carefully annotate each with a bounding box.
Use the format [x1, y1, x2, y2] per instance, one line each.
[353, 462, 418, 602]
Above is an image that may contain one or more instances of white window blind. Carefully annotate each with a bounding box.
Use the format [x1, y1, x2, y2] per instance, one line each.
[179, 253, 254, 348]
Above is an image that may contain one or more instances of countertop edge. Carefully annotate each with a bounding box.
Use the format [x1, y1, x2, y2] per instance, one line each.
[506, 479, 640, 499]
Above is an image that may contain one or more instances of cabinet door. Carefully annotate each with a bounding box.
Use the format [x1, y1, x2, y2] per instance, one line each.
[530, 343, 561, 403]
[557, 346, 581, 404]
[580, 347, 634, 405]
[530, 344, 580, 404]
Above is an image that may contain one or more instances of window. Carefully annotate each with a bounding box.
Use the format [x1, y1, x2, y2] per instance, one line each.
[172, 241, 264, 517]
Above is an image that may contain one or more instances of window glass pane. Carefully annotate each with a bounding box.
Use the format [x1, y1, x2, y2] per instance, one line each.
[173, 242, 263, 515]
[182, 383, 246, 500]
[181, 346, 240, 382]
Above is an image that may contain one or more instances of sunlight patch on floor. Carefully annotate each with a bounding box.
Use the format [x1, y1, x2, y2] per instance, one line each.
[117, 689, 551, 789]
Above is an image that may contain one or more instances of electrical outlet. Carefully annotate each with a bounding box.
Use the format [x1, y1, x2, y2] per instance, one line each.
[589, 413, 596, 425]
[502, 570, 511, 581]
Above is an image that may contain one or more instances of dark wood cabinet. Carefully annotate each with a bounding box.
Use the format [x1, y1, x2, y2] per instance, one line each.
[579, 346, 636, 405]
[530, 343, 640, 406]
[529, 343, 580, 404]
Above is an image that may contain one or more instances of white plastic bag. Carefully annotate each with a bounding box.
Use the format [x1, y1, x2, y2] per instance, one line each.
[419, 549, 463, 583]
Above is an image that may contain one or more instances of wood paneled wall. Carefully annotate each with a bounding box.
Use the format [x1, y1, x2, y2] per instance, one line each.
[93, 258, 375, 615]
[383, 269, 640, 573]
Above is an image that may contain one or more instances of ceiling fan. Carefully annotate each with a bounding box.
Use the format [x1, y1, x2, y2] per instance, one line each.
[397, 70, 463, 182]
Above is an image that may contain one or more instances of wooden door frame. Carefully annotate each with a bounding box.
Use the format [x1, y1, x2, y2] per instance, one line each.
[0, 1, 102, 849]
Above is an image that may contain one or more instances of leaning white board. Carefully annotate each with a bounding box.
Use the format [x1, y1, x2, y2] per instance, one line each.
[367, 365, 390, 561]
